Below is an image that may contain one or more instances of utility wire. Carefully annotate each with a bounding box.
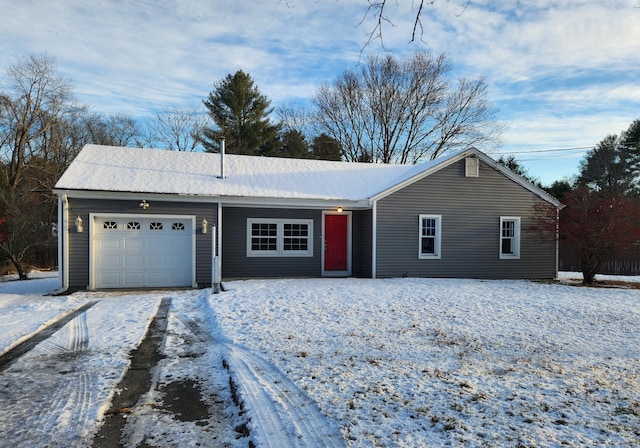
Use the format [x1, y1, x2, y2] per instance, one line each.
[505, 146, 592, 155]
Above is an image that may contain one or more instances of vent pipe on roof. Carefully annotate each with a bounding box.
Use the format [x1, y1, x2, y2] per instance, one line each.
[219, 137, 226, 179]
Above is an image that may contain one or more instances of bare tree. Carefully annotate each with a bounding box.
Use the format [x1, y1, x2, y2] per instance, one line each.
[83, 112, 142, 147]
[0, 53, 77, 188]
[361, 0, 470, 48]
[0, 54, 84, 276]
[313, 51, 502, 164]
[277, 103, 316, 141]
[149, 105, 210, 151]
[0, 186, 53, 279]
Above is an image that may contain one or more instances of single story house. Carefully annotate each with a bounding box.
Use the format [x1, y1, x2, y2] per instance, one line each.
[53, 144, 562, 291]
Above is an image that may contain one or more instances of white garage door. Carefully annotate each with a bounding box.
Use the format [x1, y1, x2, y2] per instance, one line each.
[92, 215, 194, 289]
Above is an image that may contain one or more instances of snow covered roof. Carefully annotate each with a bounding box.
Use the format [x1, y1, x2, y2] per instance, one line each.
[54, 145, 562, 207]
[54, 145, 451, 203]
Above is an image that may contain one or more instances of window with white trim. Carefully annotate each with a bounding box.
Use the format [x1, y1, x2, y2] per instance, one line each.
[418, 215, 442, 259]
[247, 219, 313, 257]
[500, 217, 520, 259]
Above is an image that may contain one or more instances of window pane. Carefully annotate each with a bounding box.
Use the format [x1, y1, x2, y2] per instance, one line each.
[284, 223, 308, 237]
[284, 237, 308, 251]
[250, 222, 277, 251]
[422, 237, 435, 254]
[502, 238, 513, 254]
[253, 223, 277, 237]
[422, 218, 436, 236]
[502, 221, 514, 237]
[251, 230, 277, 251]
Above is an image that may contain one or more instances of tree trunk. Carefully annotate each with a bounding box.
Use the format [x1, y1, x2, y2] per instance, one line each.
[582, 269, 596, 285]
[580, 252, 600, 285]
[7, 255, 28, 280]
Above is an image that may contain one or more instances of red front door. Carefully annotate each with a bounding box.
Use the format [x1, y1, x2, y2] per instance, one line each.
[324, 214, 348, 271]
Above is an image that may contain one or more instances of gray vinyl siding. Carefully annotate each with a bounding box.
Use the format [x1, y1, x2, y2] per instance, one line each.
[222, 207, 322, 279]
[66, 197, 217, 290]
[352, 209, 372, 278]
[375, 159, 557, 279]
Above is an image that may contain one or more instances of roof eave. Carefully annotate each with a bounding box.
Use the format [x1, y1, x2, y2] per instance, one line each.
[368, 148, 475, 204]
[368, 148, 564, 208]
[53, 188, 371, 209]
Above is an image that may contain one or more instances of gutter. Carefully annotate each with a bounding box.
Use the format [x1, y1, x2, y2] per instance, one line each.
[51, 188, 370, 210]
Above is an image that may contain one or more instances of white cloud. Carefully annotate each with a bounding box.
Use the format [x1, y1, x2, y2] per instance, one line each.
[2, 0, 639, 182]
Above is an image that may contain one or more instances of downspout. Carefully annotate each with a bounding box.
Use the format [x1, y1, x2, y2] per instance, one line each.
[213, 136, 225, 291]
[555, 207, 560, 279]
[371, 200, 377, 279]
[56, 194, 69, 293]
[214, 202, 223, 291]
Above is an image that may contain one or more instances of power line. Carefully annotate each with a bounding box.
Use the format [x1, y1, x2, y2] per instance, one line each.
[505, 146, 592, 155]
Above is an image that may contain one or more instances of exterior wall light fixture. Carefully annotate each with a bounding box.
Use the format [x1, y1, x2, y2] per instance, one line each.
[139, 200, 150, 210]
[337, 207, 343, 213]
[75, 215, 84, 233]
[202, 217, 208, 234]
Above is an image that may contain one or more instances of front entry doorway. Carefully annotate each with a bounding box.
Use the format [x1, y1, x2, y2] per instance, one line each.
[323, 212, 351, 276]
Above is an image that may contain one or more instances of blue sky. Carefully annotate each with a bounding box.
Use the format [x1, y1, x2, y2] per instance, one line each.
[2, 0, 639, 185]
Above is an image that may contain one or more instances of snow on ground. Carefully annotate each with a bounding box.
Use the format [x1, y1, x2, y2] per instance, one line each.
[1, 273, 639, 447]
[213, 277, 640, 447]
[0, 271, 81, 355]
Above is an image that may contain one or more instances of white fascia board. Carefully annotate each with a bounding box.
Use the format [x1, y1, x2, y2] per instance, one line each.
[219, 197, 371, 210]
[368, 149, 473, 204]
[473, 151, 564, 209]
[53, 189, 371, 210]
[53, 189, 218, 203]
[368, 148, 564, 209]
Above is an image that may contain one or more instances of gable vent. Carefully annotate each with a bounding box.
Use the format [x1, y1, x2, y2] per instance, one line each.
[465, 156, 479, 177]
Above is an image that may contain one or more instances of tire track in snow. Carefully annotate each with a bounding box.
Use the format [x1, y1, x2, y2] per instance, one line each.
[22, 308, 96, 444]
[66, 371, 95, 433]
[226, 345, 345, 447]
[69, 312, 89, 352]
[0, 300, 98, 372]
[198, 292, 344, 447]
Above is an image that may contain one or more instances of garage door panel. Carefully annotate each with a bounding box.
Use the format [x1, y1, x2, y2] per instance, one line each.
[93, 216, 194, 289]
[122, 238, 144, 250]
[99, 254, 121, 268]
[98, 272, 121, 288]
[147, 272, 170, 286]
[100, 238, 122, 250]
[169, 270, 192, 284]
[123, 255, 144, 267]
[169, 238, 190, 251]
[148, 255, 168, 268]
[123, 271, 144, 286]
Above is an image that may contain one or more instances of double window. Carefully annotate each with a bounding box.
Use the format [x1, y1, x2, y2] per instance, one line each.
[418, 215, 441, 259]
[247, 219, 313, 257]
[500, 217, 520, 259]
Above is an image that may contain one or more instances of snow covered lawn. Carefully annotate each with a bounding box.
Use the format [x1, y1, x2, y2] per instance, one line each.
[214, 277, 640, 447]
[0, 274, 639, 447]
